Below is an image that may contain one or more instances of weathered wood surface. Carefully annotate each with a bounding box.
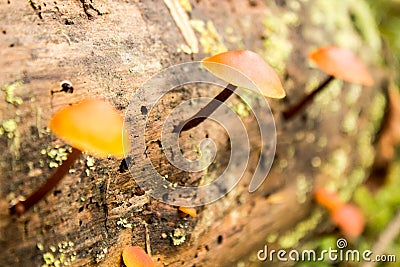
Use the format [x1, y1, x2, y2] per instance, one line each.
[0, 0, 390, 266]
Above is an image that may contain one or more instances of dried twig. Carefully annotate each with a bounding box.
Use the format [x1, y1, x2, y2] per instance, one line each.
[163, 0, 199, 53]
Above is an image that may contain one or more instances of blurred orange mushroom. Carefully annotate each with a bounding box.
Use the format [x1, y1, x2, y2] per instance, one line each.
[10, 98, 128, 215]
[314, 187, 343, 212]
[122, 246, 154, 267]
[314, 187, 365, 239]
[283, 46, 374, 119]
[332, 204, 365, 240]
[175, 50, 286, 132]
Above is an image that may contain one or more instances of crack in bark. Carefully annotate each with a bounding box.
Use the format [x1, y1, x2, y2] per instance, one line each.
[27, 0, 43, 19]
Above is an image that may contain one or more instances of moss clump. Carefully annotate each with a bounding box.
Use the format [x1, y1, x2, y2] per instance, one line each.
[2, 81, 23, 105]
[190, 20, 227, 55]
[278, 210, 323, 248]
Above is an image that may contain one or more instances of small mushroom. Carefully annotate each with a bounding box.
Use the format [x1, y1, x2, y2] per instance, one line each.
[10, 98, 128, 215]
[174, 50, 286, 132]
[332, 203, 365, 240]
[122, 246, 154, 267]
[283, 46, 374, 119]
[314, 187, 342, 212]
[314, 187, 365, 239]
[178, 206, 197, 217]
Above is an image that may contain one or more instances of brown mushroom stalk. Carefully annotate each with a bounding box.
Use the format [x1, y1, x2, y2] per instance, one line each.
[10, 148, 82, 215]
[173, 50, 286, 133]
[282, 75, 334, 119]
[173, 83, 237, 132]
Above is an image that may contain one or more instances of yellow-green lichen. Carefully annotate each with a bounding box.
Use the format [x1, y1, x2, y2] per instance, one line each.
[170, 227, 186, 246]
[117, 218, 132, 229]
[344, 84, 362, 106]
[178, 0, 192, 12]
[85, 155, 96, 176]
[296, 175, 311, 204]
[340, 167, 367, 201]
[45, 145, 71, 169]
[341, 108, 360, 136]
[41, 241, 76, 267]
[2, 81, 23, 105]
[2, 119, 17, 138]
[278, 210, 323, 248]
[311, 157, 321, 168]
[322, 149, 349, 186]
[262, 10, 296, 74]
[190, 20, 227, 55]
[231, 101, 250, 118]
[368, 91, 387, 134]
[357, 132, 374, 169]
[95, 247, 108, 263]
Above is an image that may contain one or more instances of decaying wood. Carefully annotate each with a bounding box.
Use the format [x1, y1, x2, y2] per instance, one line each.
[0, 0, 391, 266]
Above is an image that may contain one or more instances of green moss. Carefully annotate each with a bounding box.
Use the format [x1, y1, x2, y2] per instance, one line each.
[322, 149, 349, 184]
[357, 132, 374, 169]
[170, 227, 186, 246]
[341, 108, 360, 135]
[190, 20, 227, 55]
[369, 91, 387, 135]
[41, 241, 76, 267]
[2, 119, 17, 138]
[231, 101, 250, 118]
[278, 210, 323, 248]
[42, 145, 72, 169]
[262, 10, 295, 74]
[296, 175, 311, 204]
[2, 81, 23, 105]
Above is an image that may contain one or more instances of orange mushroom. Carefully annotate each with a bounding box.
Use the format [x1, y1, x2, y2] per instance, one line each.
[174, 50, 285, 132]
[314, 187, 365, 239]
[332, 203, 365, 240]
[178, 206, 197, 217]
[283, 46, 374, 119]
[314, 187, 343, 212]
[10, 98, 128, 215]
[122, 246, 154, 267]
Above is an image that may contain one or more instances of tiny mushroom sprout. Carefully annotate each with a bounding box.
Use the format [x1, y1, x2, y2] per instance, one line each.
[283, 46, 374, 119]
[122, 246, 154, 267]
[178, 206, 197, 217]
[314, 187, 365, 240]
[10, 98, 128, 215]
[174, 50, 286, 132]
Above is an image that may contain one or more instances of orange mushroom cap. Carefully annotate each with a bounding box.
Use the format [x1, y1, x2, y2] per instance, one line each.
[178, 206, 197, 217]
[314, 187, 343, 212]
[122, 246, 154, 267]
[201, 50, 286, 99]
[331, 203, 365, 240]
[49, 98, 129, 158]
[309, 46, 374, 86]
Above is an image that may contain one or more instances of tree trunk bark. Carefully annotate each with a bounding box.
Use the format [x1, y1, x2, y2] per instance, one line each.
[0, 0, 390, 266]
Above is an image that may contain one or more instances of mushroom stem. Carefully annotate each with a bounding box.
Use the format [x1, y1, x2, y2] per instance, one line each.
[10, 147, 82, 215]
[283, 75, 335, 120]
[173, 83, 238, 132]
